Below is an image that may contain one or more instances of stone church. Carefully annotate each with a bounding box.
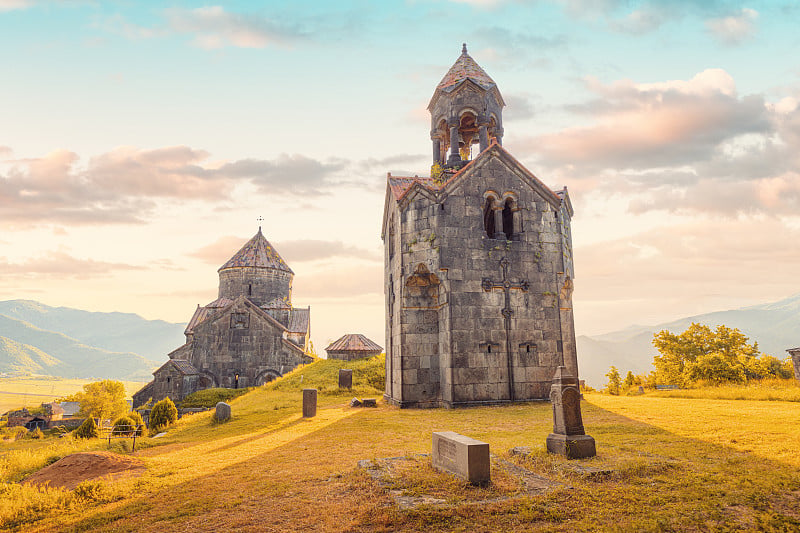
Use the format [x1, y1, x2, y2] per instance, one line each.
[133, 229, 312, 407]
[381, 44, 578, 408]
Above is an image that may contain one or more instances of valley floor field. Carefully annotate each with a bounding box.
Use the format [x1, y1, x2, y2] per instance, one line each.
[3, 361, 800, 532]
[0, 378, 145, 413]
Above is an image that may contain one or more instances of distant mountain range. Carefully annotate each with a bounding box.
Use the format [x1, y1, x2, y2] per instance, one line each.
[577, 293, 800, 387]
[2, 295, 798, 387]
[0, 300, 186, 381]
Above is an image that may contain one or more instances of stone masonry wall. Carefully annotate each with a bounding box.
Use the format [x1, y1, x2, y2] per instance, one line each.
[189, 299, 306, 389]
[385, 151, 578, 407]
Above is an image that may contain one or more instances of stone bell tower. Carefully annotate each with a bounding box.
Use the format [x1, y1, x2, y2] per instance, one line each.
[382, 44, 579, 408]
[428, 43, 506, 169]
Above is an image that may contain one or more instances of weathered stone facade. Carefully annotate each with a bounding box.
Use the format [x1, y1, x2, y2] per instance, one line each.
[133, 229, 312, 407]
[381, 45, 578, 408]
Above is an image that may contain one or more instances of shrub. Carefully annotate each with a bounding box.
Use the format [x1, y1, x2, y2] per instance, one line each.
[11, 426, 28, 441]
[74, 417, 99, 439]
[112, 416, 135, 437]
[150, 397, 178, 431]
[73, 479, 113, 503]
[30, 427, 44, 440]
[127, 410, 146, 436]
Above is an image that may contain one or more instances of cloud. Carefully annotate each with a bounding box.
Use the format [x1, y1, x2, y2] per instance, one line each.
[190, 236, 380, 266]
[503, 93, 536, 120]
[557, 0, 756, 35]
[293, 264, 382, 298]
[0, 251, 144, 279]
[0, 0, 32, 11]
[164, 6, 307, 49]
[530, 69, 768, 170]
[513, 68, 800, 217]
[219, 154, 346, 195]
[574, 217, 800, 332]
[0, 146, 345, 225]
[705, 8, 758, 45]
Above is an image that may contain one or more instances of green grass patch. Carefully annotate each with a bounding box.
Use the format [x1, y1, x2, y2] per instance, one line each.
[647, 378, 800, 402]
[267, 354, 385, 396]
[179, 387, 251, 408]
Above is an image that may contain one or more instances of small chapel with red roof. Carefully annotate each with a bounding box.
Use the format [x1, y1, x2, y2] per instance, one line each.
[381, 45, 579, 408]
[133, 229, 311, 407]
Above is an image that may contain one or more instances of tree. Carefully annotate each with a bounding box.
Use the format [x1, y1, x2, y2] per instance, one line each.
[66, 380, 129, 421]
[150, 397, 178, 431]
[606, 366, 621, 395]
[74, 416, 100, 439]
[653, 323, 762, 386]
[624, 371, 636, 389]
[128, 410, 146, 436]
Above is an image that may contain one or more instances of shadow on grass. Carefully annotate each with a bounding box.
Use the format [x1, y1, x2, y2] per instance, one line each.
[50, 400, 800, 532]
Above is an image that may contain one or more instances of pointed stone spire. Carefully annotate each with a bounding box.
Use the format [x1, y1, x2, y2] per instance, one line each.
[218, 228, 293, 274]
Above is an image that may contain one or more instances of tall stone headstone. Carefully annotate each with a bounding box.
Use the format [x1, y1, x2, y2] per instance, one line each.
[338, 369, 353, 389]
[302, 388, 317, 418]
[215, 401, 231, 422]
[787, 348, 800, 382]
[546, 366, 596, 459]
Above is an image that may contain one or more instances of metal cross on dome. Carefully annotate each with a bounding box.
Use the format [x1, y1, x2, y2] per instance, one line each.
[256, 216, 264, 230]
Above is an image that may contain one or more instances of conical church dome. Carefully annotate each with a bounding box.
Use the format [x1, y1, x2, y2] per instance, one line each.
[219, 228, 293, 274]
[435, 43, 498, 93]
[217, 228, 293, 307]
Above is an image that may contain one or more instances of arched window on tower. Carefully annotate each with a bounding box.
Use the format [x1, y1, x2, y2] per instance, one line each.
[483, 197, 496, 238]
[502, 198, 514, 240]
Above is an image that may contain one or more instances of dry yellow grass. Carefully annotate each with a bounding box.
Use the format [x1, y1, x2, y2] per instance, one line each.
[5, 361, 800, 532]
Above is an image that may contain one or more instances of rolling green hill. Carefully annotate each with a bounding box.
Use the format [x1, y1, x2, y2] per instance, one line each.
[0, 301, 188, 381]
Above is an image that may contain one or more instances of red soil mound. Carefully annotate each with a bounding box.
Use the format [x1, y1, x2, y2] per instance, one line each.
[23, 451, 146, 490]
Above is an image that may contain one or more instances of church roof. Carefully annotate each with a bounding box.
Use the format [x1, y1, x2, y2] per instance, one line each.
[325, 333, 383, 354]
[387, 142, 563, 205]
[287, 307, 310, 334]
[435, 44, 497, 93]
[388, 175, 436, 201]
[218, 228, 293, 274]
[155, 358, 198, 375]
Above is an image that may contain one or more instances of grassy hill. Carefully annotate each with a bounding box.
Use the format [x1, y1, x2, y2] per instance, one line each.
[3, 356, 800, 532]
[0, 300, 185, 362]
[0, 315, 158, 381]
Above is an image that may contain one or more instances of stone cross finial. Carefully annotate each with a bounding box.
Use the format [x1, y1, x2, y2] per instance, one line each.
[462, 43, 467, 54]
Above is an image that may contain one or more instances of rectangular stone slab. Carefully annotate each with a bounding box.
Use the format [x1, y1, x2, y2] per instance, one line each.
[302, 388, 317, 418]
[338, 369, 353, 389]
[431, 431, 490, 485]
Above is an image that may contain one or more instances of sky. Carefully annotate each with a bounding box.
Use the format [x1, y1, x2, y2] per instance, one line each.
[1, 0, 799, 354]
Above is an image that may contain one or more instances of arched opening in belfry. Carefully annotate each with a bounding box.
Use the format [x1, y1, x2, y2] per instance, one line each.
[502, 198, 514, 240]
[438, 119, 449, 161]
[458, 112, 478, 160]
[483, 197, 496, 238]
[489, 116, 498, 144]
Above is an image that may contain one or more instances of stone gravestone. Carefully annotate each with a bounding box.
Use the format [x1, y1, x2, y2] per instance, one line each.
[302, 388, 317, 418]
[546, 366, 596, 459]
[787, 348, 800, 382]
[339, 369, 353, 389]
[432, 431, 490, 485]
[215, 402, 231, 422]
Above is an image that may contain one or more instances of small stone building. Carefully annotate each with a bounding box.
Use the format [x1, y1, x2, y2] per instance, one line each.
[381, 45, 579, 408]
[7, 402, 65, 430]
[325, 334, 383, 361]
[787, 348, 800, 381]
[133, 228, 312, 407]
